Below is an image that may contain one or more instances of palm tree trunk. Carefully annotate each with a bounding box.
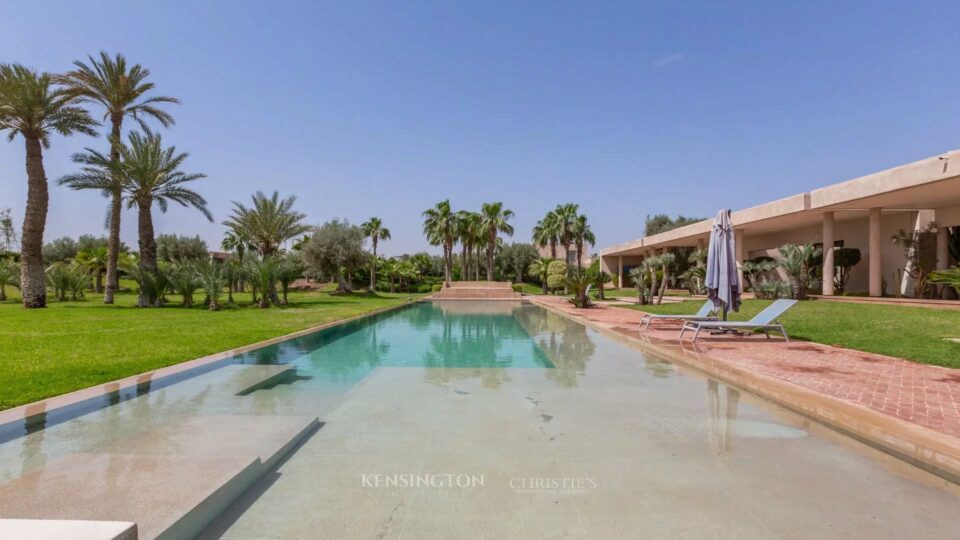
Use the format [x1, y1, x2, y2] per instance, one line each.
[137, 200, 158, 307]
[657, 266, 668, 304]
[475, 246, 480, 280]
[576, 244, 583, 269]
[550, 241, 557, 260]
[20, 136, 48, 308]
[104, 116, 123, 305]
[444, 242, 452, 286]
[370, 238, 378, 291]
[95, 270, 104, 293]
[487, 235, 495, 281]
[649, 267, 659, 305]
[461, 243, 468, 281]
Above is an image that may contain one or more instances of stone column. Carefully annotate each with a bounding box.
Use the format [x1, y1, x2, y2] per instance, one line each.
[735, 229, 745, 290]
[822, 212, 835, 296]
[937, 224, 949, 271]
[869, 208, 882, 297]
[617, 256, 624, 288]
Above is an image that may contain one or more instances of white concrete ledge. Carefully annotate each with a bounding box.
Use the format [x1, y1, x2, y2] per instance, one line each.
[0, 519, 136, 540]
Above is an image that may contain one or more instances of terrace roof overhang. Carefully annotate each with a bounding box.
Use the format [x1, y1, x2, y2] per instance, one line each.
[601, 149, 960, 257]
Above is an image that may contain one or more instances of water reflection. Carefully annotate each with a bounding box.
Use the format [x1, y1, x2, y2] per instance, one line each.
[706, 379, 740, 459]
[513, 306, 596, 388]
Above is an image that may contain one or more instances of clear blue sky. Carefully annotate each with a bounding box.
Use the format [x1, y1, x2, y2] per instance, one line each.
[2, 1, 958, 256]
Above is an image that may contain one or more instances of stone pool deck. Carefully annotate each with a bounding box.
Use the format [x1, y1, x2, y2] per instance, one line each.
[529, 295, 960, 482]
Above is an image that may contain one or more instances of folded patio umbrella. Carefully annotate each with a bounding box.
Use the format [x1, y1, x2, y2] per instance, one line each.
[705, 209, 741, 320]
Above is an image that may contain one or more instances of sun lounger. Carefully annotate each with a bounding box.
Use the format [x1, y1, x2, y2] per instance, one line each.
[638, 300, 718, 331]
[679, 299, 798, 342]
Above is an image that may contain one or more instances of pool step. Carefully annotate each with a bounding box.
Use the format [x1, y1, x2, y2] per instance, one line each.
[0, 415, 320, 539]
[433, 281, 520, 300]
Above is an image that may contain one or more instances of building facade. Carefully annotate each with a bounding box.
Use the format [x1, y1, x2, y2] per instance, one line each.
[600, 150, 960, 297]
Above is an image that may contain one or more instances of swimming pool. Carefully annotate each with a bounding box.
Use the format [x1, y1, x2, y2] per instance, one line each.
[0, 300, 958, 538]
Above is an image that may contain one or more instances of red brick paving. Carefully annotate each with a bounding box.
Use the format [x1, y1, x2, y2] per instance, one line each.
[530, 296, 960, 440]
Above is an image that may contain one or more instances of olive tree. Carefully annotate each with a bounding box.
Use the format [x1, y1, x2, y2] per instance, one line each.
[303, 219, 367, 292]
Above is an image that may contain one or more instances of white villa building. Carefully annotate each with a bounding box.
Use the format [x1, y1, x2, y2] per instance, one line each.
[600, 150, 960, 297]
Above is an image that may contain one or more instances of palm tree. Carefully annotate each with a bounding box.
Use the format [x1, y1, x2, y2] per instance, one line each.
[570, 214, 595, 269]
[655, 252, 676, 304]
[224, 191, 307, 306]
[630, 263, 651, 305]
[224, 191, 308, 257]
[76, 246, 108, 293]
[778, 243, 821, 300]
[480, 202, 514, 281]
[361, 217, 391, 291]
[644, 255, 661, 304]
[533, 210, 560, 259]
[528, 258, 551, 294]
[455, 211, 473, 281]
[119, 131, 210, 306]
[553, 203, 580, 264]
[422, 200, 456, 286]
[57, 52, 179, 305]
[0, 64, 98, 307]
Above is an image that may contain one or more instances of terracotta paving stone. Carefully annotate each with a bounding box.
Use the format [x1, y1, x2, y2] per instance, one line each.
[529, 296, 960, 440]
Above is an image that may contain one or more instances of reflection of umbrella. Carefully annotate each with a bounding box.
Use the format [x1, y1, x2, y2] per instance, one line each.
[705, 209, 741, 320]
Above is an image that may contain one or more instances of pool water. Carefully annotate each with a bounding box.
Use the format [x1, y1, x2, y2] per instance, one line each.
[1, 300, 958, 539]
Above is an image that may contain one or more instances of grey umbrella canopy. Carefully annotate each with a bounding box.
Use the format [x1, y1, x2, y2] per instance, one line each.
[705, 209, 741, 319]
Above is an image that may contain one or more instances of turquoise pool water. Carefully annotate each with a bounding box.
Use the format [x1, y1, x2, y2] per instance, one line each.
[236, 301, 555, 379]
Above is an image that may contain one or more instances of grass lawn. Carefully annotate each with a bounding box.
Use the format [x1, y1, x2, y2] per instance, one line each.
[518, 282, 545, 295]
[619, 299, 960, 369]
[0, 287, 422, 410]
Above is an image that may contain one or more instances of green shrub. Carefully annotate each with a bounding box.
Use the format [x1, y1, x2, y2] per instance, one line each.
[431, 284, 442, 292]
[546, 260, 567, 292]
[756, 280, 791, 299]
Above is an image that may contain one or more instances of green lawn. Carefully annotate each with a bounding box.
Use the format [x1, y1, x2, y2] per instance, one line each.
[0, 287, 422, 410]
[517, 282, 545, 295]
[620, 299, 960, 368]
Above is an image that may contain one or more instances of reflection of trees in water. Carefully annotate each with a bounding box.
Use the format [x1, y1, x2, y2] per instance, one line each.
[301, 325, 391, 382]
[420, 309, 541, 388]
[706, 379, 740, 459]
[513, 307, 596, 388]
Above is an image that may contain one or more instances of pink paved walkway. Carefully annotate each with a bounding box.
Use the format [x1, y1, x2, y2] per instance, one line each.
[530, 296, 960, 440]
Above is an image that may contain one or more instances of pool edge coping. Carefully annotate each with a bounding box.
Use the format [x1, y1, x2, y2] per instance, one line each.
[529, 297, 960, 485]
[0, 298, 421, 427]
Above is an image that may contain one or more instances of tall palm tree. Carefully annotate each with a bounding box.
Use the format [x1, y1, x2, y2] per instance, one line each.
[456, 211, 480, 281]
[224, 191, 308, 257]
[120, 131, 209, 306]
[57, 52, 179, 304]
[570, 214, 596, 269]
[360, 217, 391, 291]
[553, 203, 580, 265]
[480, 202, 514, 281]
[422, 200, 456, 286]
[0, 64, 98, 307]
[532, 210, 560, 259]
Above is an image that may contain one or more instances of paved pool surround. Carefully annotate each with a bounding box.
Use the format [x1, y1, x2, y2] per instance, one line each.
[529, 295, 960, 483]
